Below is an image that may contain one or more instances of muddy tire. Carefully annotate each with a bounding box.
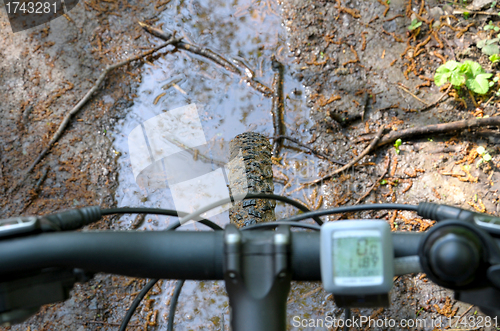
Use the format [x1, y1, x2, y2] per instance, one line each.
[228, 132, 276, 228]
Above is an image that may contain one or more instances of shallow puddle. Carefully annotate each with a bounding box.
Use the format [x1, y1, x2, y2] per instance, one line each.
[111, 0, 335, 329]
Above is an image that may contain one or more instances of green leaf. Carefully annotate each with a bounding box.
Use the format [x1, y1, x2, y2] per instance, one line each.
[477, 39, 500, 55]
[483, 43, 500, 55]
[477, 146, 486, 155]
[449, 71, 465, 86]
[467, 60, 485, 76]
[434, 61, 459, 86]
[380, 179, 388, 185]
[434, 72, 451, 86]
[408, 19, 422, 31]
[441, 60, 460, 71]
[467, 73, 493, 94]
[484, 153, 492, 162]
[394, 139, 402, 148]
[492, 54, 500, 63]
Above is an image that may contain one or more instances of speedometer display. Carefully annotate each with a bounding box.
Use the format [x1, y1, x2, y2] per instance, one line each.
[332, 230, 383, 286]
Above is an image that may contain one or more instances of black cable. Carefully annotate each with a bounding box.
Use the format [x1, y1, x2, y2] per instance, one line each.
[343, 308, 350, 331]
[102, 207, 180, 216]
[101, 207, 222, 231]
[277, 203, 418, 223]
[242, 221, 321, 231]
[119, 278, 158, 331]
[167, 280, 185, 331]
[166, 193, 322, 229]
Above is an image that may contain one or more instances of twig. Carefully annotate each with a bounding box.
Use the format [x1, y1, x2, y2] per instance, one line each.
[484, 93, 496, 106]
[8, 36, 180, 195]
[303, 126, 386, 187]
[453, 9, 497, 15]
[164, 136, 226, 167]
[34, 166, 49, 190]
[0, 154, 4, 195]
[270, 135, 346, 165]
[271, 56, 285, 156]
[19, 166, 50, 213]
[397, 84, 429, 106]
[417, 85, 452, 112]
[139, 22, 272, 97]
[354, 154, 390, 204]
[375, 116, 500, 146]
[131, 214, 146, 229]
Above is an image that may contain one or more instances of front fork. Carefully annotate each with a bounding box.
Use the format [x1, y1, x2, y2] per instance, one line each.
[223, 224, 292, 331]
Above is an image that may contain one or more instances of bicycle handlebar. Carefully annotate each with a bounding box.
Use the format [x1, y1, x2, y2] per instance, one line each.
[0, 231, 423, 281]
[3, 200, 500, 330]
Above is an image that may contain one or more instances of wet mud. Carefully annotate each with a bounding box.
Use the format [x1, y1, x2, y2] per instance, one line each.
[1, 0, 500, 330]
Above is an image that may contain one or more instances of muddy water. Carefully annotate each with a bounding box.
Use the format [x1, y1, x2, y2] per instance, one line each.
[109, 0, 334, 329]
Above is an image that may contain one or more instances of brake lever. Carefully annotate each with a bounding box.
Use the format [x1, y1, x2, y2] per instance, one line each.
[418, 202, 500, 237]
[0, 268, 94, 326]
[0, 206, 102, 240]
[0, 217, 41, 239]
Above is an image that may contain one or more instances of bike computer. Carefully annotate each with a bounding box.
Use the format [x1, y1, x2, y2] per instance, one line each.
[320, 220, 393, 307]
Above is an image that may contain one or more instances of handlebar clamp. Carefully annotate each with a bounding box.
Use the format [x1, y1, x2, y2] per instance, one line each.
[223, 224, 292, 331]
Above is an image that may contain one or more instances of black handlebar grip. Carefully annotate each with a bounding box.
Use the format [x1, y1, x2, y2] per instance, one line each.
[0, 231, 225, 280]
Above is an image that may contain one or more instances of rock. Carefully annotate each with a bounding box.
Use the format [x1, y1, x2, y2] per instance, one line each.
[469, 0, 496, 10]
[383, 20, 397, 33]
[429, 7, 444, 20]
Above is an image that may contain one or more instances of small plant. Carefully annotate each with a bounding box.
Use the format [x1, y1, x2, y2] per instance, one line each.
[394, 139, 402, 154]
[490, 54, 500, 63]
[489, 76, 499, 89]
[380, 179, 388, 185]
[484, 21, 500, 31]
[463, 11, 470, 19]
[492, 1, 497, 8]
[408, 19, 422, 31]
[476, 146, 492, 166]
[434, 60, 493, 95]
[477, 38, 500, 56]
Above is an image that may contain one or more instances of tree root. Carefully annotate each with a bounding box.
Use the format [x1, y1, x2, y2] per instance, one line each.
[139, 22, 272, 97]
[270, 135, 346, 165]
[376, 116, 500, 147]
[303, 125, 386, 187]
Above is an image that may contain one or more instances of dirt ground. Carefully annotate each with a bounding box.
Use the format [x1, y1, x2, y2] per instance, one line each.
[0, 0, 164, 328]
[280, 0, 500, 329]
[1, 0, 500, 330]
